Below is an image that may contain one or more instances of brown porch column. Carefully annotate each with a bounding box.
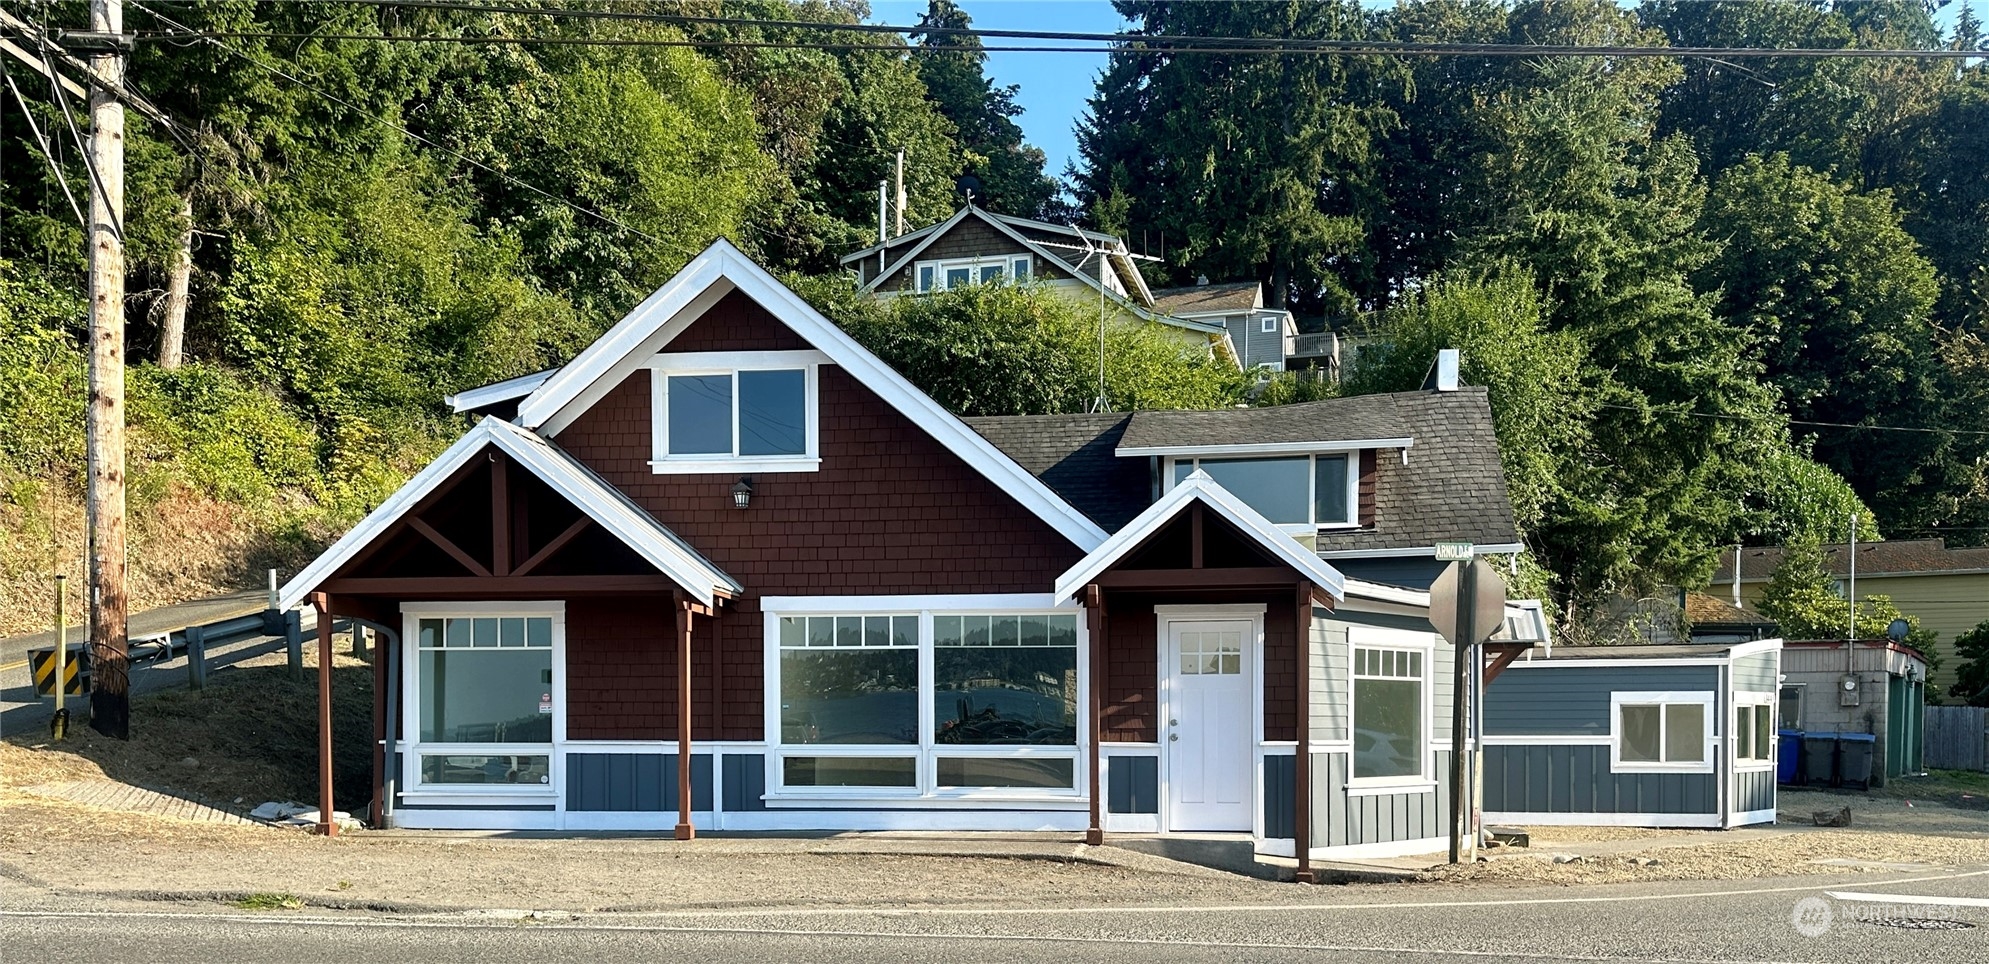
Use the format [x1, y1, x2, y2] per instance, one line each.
[676, 599, 695, 841]
[1085, 584, 1106, 846]
[312, 593, 337, 837]
[1294, 581, 1314, 883]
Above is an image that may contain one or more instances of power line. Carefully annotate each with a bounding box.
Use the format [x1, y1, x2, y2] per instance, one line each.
[204, 1, 1989, 60]
[126, 0, 672, 253]
[1597, 403, 1989, 437]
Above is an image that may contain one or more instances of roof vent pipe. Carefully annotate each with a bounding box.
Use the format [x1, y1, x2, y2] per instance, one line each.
[1435, 349, 1460, 392]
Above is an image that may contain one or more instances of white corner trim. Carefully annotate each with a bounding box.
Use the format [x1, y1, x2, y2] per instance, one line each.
[1054, 470, 1346, 602]
[279, 417, 739, 610]
[1731, 808, 1778, 827]
[514, 239, 1110, 552]
[1118, 438, 1413, 458]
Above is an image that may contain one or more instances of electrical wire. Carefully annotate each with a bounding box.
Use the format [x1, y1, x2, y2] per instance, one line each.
[1596, 403, 1989, 437]
[38, 12, 121, 239]
[1, 57, 87, 230]
[128, 0, 673, 252]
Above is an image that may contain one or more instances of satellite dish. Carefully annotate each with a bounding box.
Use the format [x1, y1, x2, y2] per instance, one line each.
[1886, 618, 1910, 642]
[955, 173, 984, 206]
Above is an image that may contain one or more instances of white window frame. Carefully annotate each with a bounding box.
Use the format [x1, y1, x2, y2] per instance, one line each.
[1164, 452, 1360, 532]
[647, 350, 824, 474]
[1609, 691, 1715, 774]
[1778, 683, 1804, 730]
[1260, 315, 1278, 333]
[400, 601, 566, 804]
[761, 595, 1087, 806]
[1346, 628, 1434, 790]
[1734, 692, 1777, 770]
[914, 254, 1033, 293]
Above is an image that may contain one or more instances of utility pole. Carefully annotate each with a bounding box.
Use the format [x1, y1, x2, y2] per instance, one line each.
[85, 0, 130, 740]
[893, 148, 906, 236]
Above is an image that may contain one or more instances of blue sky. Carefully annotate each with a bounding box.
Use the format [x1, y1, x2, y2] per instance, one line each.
[866, 1, 1977, 187]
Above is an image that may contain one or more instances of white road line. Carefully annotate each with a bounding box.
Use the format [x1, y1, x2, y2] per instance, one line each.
[1825, 891, 1989, 908]
[0, 910, 1825, 964]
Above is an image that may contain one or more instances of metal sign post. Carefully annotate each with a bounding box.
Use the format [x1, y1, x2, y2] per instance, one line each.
[1428, 549, 1508, 865]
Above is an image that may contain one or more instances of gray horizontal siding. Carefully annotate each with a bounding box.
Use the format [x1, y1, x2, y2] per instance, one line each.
[567, 752, 711, 812]
[1310, 610, 1348, 744]
[1485, 665, 1720, 736]
[1733, 652, 1779, 694]
[1108, 755, 1159, 814]
[1483, 745, 1717, 815]
[1307, 750, 1451, 848]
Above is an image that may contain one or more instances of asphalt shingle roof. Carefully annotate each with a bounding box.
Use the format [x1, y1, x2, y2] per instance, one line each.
[1712, 539, 1989, 582]
[967, 388, 1520, 554]
[1151, 282, 1262, 316]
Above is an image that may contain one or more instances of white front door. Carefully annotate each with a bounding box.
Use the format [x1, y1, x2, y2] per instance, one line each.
[1165, 619, 1253, 831]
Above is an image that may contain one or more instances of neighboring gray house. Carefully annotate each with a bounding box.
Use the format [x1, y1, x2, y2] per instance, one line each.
[1150, 280, 1297, 371]
[1482, 641, 1784, 828]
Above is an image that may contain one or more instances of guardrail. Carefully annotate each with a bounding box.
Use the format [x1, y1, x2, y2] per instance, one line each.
[121, 608, 349, 690]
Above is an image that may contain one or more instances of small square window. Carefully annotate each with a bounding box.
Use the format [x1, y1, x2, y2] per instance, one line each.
[1262, 316, 1277, 333]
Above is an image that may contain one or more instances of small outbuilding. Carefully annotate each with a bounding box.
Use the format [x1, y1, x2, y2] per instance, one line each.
[1778, 639, 1928, 787]
[1480, 640, 1784, 829]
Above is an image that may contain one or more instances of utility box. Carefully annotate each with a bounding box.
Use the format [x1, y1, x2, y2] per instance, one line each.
[1839, 673, 1861, 707]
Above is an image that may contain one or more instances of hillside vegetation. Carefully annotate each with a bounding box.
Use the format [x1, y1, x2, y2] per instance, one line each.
[3, 1, 1986, 637]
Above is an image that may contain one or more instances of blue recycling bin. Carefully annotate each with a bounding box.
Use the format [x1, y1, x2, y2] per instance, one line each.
[1777, 729, 1802, 785]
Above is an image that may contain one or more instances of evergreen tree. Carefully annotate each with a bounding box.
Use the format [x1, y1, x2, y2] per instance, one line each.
[910, 0, 1059, 218]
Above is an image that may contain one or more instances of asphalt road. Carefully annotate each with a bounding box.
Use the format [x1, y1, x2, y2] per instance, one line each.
[4, 867, 1986, 963]
[0, 623, 294, 738]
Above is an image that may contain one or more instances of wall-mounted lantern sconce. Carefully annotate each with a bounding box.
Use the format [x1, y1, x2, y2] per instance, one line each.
[731, 477, 755, 510]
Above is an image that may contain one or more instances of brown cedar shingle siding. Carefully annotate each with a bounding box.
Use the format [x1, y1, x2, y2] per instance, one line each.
[1100, 591, 1298, 744]
[1358, 448, 1377, 527]
[872, 217, 1064, 291]
[554, 290, 1087, 740]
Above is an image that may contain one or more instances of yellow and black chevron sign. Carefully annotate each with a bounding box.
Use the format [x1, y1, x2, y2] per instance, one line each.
[29, 646, 89, 697]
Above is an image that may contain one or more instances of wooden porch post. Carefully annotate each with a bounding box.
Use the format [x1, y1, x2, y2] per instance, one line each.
[312, 593, 337, 837]
[1085, 583, 1106, 846]
[676, 599, 695, 841]
[1294, 582, 1314, 883]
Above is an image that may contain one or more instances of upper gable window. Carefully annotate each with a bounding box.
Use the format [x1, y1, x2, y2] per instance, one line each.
[1168, 453, 1356, 531]
[649, 351, 823, 473]
[915, 255, 1032, 293]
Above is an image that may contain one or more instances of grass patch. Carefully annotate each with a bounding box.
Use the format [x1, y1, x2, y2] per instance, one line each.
[1872, 768, 1989, 809]
[233, 892, 304, 911]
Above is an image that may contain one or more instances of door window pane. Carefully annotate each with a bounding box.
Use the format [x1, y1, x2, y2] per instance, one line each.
[738, 369, 806, 456]
[1620, 705, 1662, 763]
[1197, 457, 1310, 524]
[1666, 703, 1706, 762]
[1315, 455, 1350, 524]
[937, 757, 1074, 789]
[783, 756, 917, 788]
[779, 650, 918, 744]
[1735, 707, 1755, 760]
[1754, 704, 1773, 761]
[666, 374, 732, 455]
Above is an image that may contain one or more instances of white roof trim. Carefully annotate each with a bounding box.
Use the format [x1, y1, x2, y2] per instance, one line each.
[1118, 438, 1415, 458]
[279, 417, 741, 610]
[515, 239, 1111, 551]
[445, 369, 556, 414]
[1054, 470, 1347, 603]
[1317, 544, 1526, 560]
[839, 218, 952, 264]
[858, 206, 976, 292]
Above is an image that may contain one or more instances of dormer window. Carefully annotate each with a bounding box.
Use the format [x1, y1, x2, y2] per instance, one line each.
[1167, 453, 1356, 531]
[916, 255, 1032, 293]
[649, 351, 824, 474]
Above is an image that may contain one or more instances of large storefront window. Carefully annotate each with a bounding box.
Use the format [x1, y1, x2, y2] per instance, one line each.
[408, 607, 560, 792]
[771, 607, 1084, 798]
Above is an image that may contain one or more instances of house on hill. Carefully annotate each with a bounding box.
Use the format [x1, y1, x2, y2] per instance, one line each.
[840, 204, 1299, 371]
[283, 239, 1774, 870]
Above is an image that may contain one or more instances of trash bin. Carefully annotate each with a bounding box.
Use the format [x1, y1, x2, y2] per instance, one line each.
[1839, 733, 1877, 790]
[1777, 729, 1803, 785]
[1803, 732, 1839, 788]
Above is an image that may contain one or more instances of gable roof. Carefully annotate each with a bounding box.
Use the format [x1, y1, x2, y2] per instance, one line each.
[1151, 281, 1263, 316]
[1054, 470, 1347, 603]
[1713, 538, 1989, 583]
[279, 417, 741, 610]
[965, 389, 1521, 555]
[513, 238, 1111, 551]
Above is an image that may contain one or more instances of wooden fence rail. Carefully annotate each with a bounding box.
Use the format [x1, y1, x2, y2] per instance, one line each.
[1923, 705, 1989, 772]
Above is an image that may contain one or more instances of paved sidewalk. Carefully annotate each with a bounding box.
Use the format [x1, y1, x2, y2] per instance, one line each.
[18, 779, 255, 825]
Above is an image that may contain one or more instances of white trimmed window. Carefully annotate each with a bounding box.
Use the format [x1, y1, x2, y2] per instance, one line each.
[403, 603, 564, 796]
[649, 351, 822, 474]
[1735, 697, 1775, 765]
[768, 604, 1083, 800]
[1610, 692, 1713, 773]
[915, 255, 1033, 293]
[1168, 454, 1357, 530]
[1351, 643, 1427, 784]
[1260, 315, 1278, 333]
